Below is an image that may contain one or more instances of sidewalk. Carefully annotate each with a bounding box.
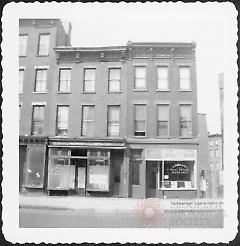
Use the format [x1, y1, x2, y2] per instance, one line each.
[19, 193, 224, 213]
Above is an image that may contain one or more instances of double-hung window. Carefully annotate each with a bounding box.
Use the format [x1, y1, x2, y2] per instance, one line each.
[157, 67, 169, 90]
[58, 69, 71, 93]
[19, 35, 28, 56]
[35, 69, 47, 92]
[31, 105, 45, 135]
[134, 67, 146, 90]
[108, 106, 120, 136]
[38, 34, 50, 56]
[108, 68, 121, 92]
[179, 66, 191, 90]
[81, 105, 94, 137]
[19, 69, 24, 93]
[180, 104, 192, 137]
[157, 104, 169, 137]
[134, 105, 146, 136]
[56, 106, 69, 136]
[83, 68, 95, 92]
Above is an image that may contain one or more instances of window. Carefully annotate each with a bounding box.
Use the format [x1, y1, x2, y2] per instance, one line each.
[19, 69, 24, 93]
[19, 35, 28, 56]
[56, 106, 69, 136]
[157, 67, 169, 90]
[58, 69, 71, 93]
[134, 105, 146, 136]
[215, 149, 219, 157]
[31, 105, 44, 135]
[35, 69, 47, 92]
[38, 34, 50, 56]
[210, 150, 213, 158]
[179, 67, 191, 90]
[108, 106, 120, 136]
[134, 66, 146, 90]
[130, 149, 142, 185]
[210, 140, 213, 147]
[157, 105, 169, 137]
[180, 105, 192, 137]
[215, 139, 218, 145]
[83, 68, 95, 92]
[81, 105, 94, 136]
[108, 68, 121, 92]
[19, 104, 21, 122]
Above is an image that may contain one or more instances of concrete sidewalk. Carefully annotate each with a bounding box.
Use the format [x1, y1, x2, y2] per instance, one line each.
[19, 193, 223, 213]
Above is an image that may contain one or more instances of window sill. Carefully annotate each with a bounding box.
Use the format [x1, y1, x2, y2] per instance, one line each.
[37, 54, 50, 57]
[57, 92, 71, 94]
[82, 91, 96, 94]
[108, 91, 122, 94]
[33, 91, 47, 94]
[179, 136, 194, 139]
[133, 135, 147, 138]
[155, 136, 170, 139]
[178, 89, 192, 92]
[156, 89, 170, 92]
[132, 89, 148, 92]
[55, 135, 68, 138]
[19, 55, 27, 58]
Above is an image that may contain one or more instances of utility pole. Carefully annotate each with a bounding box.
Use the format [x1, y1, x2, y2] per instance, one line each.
[219, 73, 224, 170]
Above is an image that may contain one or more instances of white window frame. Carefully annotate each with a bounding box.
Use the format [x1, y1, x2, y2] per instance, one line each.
[157, 66, 169, 91]
[134, 66, 146, 90]
[107, 105, 120, 137]
[38, 33, 50, 56]
[58, 68, 71, 93]
[134, 104, 146, 136]
[56, 105, 69, 137]
[19, 35, 28, 56]
[31, 105, 45, 136]
[108, 68, 121, 92]
[34, 68, 48, 93]
[81, 105, 95, 137]
[157, 104, 170, 137]
[83, 68, 96, 93]
[179, 104, 192, 137]
[19, 67, 25, 93]
[179, 66, 191, 90]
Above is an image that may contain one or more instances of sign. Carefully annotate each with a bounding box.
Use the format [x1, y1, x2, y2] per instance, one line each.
[49, 141, 125, 148]
[89, 174, 108, 185]
[169, 163, 190, 174]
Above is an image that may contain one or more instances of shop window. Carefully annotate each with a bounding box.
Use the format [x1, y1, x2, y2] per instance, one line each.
[71, 149, 87, 157]
[157, 66, 169, 90]
[157, 104, 169, 137]
[108, 68, 121, 92]
[134, 104, 146, 136]
[99, 150, 108, 157]
[108, 105, 120, 136]
[58, 69, 71, 93]
[53, 158, 69, 165]
[180, 105, 192, 137]
[81, 105, 94, 136]
[19, 35, 28, 56]
[19, 69, 24, 93]
[179, 66, 191, 90]
[89, 150, 98, 157]
[38, 34, 50, 56]
[56, 105, 69, 136]
[31, 105, 44, 135]
[34, 69, 47, 92]
[134, 66, 146, 90]
[83, 68, 95, 92]
[51, 148, 69, 157]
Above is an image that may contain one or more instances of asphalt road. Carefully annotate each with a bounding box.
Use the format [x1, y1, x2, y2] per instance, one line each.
[19, 208, 224, 228]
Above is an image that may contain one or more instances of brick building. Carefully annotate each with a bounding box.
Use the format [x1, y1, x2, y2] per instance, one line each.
[19, 19, 208, 198]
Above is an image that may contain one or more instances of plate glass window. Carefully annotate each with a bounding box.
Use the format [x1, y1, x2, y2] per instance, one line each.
[180, 105, 192, 137]
[108, 106, 120, 136]
[38, 34, 50, 56]
[157, 105, 169, 137]
[134, 105, 146, 136]
[19, 69, 24, 93]
[31, 105, 44, 135]
[19, 35, 28, 56]
[134, 67, 146, 90]
[179, 67, 191, 90]
[35, 69, 47, 92]
[58, 69, 71, 93]
[56, 106, 69, 136]
[157, 67, 169, 90]
[109, 68, 121, 92]
[83, 68, 95, 92]
[81, 105, 94, 137]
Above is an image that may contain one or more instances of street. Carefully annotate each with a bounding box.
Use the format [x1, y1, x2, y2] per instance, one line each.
[19, 208, 224, 228]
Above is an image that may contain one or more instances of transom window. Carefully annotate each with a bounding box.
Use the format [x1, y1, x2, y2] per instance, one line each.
[19, 35, 28, 56]
[81, 105, 94, 137]
[157, 104, 169, 137]
[134, 105, 146, 136]
[31, 105, 44, 135]
[134, 66, 146, 90]
[157, 67, 169, 90]
[58, 69, 71, 93]
[180, 105, 192, 137]
[56, 106, 69, 136]
[179, 66, 191, 90]
[19, 69, 24, 93]
[83, 68, 96, 92]
[108, 105, 120, 136]
[108, 68, 121, 92]
[35, 69, 47, 92]
[38, 34, 50, 56]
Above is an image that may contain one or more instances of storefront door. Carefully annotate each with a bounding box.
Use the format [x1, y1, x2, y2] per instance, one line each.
[146, 161, 161, 198]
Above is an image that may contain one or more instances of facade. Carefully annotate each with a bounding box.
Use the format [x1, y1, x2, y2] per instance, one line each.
[19, 19, 208, 199]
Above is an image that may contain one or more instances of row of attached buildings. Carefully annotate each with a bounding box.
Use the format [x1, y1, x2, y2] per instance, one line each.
[19, 19, 221, 199]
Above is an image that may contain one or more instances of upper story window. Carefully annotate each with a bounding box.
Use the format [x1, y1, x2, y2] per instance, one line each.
[83, 68, 96, 93]
[81, 105, 94, 137]
[56, 105, 69, 136]
[58, 69, 71, 93]
[35, 69, 47, 92]
[179, 66, 191, 90]
[215, 149, 219, 157]
[108, 68, 121, 92]
[19, 35, 28, 56]
[157, 104, 169, 137]
[134, 104, 146, 136]
[134, 66, 146, 90]
[180, 104, 192, 137]
[19, 69, 24, 93]
[38, 34, 50, 56]
[31, 105, 45, 135]
[19, 104, 21, 122]
[108, 105, 120, 137]
[210, 140, 213, 147]
[215, 139, 218, 145]
[157, 67, 169, 90]
[210, 150, 213, 158]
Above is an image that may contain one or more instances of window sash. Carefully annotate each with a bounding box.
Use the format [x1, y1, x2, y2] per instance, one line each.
[82, 106, 94, 136]
[134, 67, 146, 89]
[109, 68, 121, 92]
[157, 121, 169, 137]
[84, 69, 95, 92]
[19, 35, 27, 56]
[179, 67, 191, 90]
[19, 69, 24, 93]
[180, 121, 192, 137]
[180, 105, 192, 121]
[38, 34, 50, 56]
[32, 106, 44, 135]
[157, 67, 168, 90]
[59, 69, 71, 92]
[35, 69, 47, 92]
[108, 123, 119, 136]
[56, 106, 69, 136]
